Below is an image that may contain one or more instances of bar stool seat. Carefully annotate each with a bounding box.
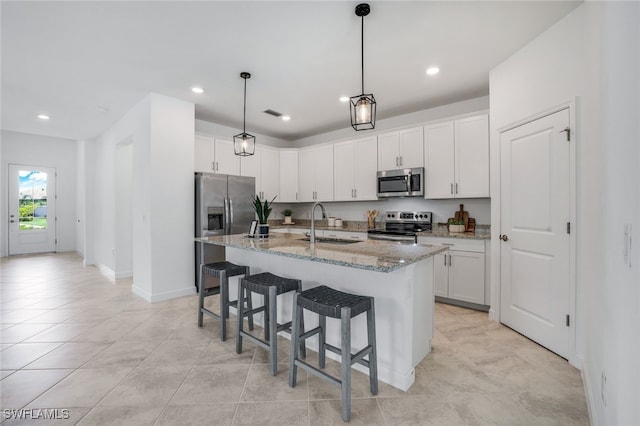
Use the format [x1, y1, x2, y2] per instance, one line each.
[236, 272, 305, 375]
[198, 261, 252, 341]
[289, 285, 378, 422]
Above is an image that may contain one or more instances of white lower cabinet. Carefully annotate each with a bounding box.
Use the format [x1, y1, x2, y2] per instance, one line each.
[419, 237, 487, 306]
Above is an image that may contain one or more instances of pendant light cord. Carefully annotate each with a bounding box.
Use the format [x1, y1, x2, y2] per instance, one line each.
[361, 15, 365, 95]
[242, 78, 247, 133]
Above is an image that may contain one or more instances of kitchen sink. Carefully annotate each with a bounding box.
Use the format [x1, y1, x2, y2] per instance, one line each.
[301, 237, 360, 245]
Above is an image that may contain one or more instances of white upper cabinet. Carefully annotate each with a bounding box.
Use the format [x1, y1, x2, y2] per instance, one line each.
[334, 136, 378, 201]
[377, 127, 424, 171]
[424, 114, 489, 199]
[298, 144, 334, 202]
[240, 146, 280, 200]
[279, 150, 299, 202]
[424, 121, 456, 198]
[194, 134, 240, 175]
[454, 115, 489, 198]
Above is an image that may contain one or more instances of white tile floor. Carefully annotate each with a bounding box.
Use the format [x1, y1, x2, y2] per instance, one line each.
[0, 252, 589, 425]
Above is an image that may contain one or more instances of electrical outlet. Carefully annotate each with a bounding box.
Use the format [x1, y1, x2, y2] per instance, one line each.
[601, 371, 607, 407]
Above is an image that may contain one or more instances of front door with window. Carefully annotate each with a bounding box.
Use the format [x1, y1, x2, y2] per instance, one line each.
[8, 165, 57, 255]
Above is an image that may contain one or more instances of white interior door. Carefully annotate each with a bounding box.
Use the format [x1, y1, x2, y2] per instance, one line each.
[499, 108, 571, 358]
[8, 165, 57, 255]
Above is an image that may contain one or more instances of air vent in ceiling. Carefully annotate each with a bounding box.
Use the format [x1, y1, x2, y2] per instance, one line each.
[263, 109, 283, 118]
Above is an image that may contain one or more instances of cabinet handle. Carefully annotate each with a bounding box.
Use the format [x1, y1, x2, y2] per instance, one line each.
[212, 161, 215, 171]
[216, 162, 219, 172]
[400, 156, 403, 166]
[354, 188, 357, 198]
[296, 192, 298, 201]
[455, 183, 458, 194]
[395, 157, 399, 166]
[444, 255, 447, 266]
[450, 183, 453, 194]
[448, 254, 452, 266]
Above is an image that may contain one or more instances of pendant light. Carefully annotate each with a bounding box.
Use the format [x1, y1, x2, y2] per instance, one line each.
[349, 3, 376, 131]
[234, 72, 256, 156]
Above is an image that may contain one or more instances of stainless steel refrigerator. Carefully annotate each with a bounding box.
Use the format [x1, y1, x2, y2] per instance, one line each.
[195, 172, 255, 289]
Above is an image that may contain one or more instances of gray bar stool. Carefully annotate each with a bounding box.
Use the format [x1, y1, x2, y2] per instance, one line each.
[236, 272, 305, 375]
[198, 261, 252, 341]
[288, 285, 378, 422]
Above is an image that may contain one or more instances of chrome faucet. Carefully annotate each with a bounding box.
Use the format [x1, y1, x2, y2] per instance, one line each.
[310, 202, 326, 244]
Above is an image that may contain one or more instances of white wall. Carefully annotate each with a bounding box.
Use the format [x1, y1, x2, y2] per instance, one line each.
[114, 140, 133, 278]
[0, 130, 77, 256]
[294, 96, 489, 148]
[195, 119, 289, 148]
[490, 2, 640, 424]
[88, 93, 195, 302]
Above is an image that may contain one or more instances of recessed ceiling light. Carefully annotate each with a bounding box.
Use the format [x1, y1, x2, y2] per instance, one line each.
[281, 115, 291, 121]
[339, 96, 349, 103]
[191, 87, 204, 94]
[37, 114, 50, 120]
[96, 106, 109, 114]
[426, 67, 440, 76]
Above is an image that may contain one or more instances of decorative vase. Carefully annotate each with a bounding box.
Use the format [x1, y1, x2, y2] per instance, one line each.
[284, 216, 292, 224]
[258, 223, 269, 237]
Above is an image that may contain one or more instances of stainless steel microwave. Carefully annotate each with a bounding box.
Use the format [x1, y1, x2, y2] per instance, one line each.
[377, 167, 424, 198]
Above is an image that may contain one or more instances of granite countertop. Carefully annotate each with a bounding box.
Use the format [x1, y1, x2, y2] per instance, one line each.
[417, 225, 491, 240]
[196, 233, 448, 273]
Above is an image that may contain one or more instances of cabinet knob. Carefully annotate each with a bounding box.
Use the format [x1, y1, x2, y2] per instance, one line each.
[499, 234, 509, 242]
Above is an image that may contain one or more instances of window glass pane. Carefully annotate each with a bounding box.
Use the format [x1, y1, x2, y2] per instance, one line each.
[18, 170, 47, 230]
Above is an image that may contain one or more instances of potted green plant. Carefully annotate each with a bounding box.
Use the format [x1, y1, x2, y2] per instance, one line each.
[281, 209, 294, 224]
[447, 218, 466, 233]
[252, 195, 276, 236]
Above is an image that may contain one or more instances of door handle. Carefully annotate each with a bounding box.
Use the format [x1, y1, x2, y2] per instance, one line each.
[9, 220, 16, 223]
[499, 234, 509, 241]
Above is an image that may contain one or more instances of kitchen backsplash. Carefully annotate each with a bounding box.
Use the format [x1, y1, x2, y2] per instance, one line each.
[271, 198, 491, 225]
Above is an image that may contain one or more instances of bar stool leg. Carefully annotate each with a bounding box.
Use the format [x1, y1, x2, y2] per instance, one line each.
[341, 306, 352, 422]
[219, 272, 228, 341]
[288, 293, 300, 387]
[367, 301, 378, 395]
[268, 285, 278, 376]
[245, 268, 254, 331]
[198, 264, 205, 327]
[319, 314, 326, 369]
[236, 280, 245, 354]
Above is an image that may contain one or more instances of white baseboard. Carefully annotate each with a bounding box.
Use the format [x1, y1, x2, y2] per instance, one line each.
[581, 357, 599, 426]
[488, 307, 498, 322]
[95, 263, 116, 281]
[131, 285, 195, 303]
[115, 270, 133, 280]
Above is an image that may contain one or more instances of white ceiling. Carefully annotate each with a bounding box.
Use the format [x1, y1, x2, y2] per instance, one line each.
[1, 1, 581, 142]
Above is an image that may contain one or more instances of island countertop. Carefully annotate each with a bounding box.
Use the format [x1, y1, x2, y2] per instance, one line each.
[196, 233, 448, 273]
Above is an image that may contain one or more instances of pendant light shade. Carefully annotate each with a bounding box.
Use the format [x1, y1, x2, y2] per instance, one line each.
[349, 3, 376, 131]
[234, 72, 256, 156]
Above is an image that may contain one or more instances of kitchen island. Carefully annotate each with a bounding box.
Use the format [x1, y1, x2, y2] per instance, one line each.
[196, 233, 447, 391]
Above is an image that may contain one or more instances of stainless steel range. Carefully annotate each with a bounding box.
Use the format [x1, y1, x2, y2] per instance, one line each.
[367, 211, 432, 243]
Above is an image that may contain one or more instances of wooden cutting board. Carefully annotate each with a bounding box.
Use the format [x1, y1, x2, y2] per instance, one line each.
[454, 204, 469, 231]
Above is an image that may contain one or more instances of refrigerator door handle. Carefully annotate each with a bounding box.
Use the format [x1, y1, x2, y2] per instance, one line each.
[223, 197, 230, 234]
[228, 198, 234, 233]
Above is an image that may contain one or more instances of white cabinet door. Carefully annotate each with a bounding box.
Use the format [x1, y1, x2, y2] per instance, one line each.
[449, 250, 485, 304]
[195, 134, 215, 172]
[260, 146, 280, 201]
[214, 138, 240, 175]
[240, 146, 260, 180]
[333, 140, 356, 201]
[314, 145, 334, 201]
[298, 148, 316, 202]
[280, 150, 299, 202]
[377, 132, 400, 171]
[354, 136, 378, 200]
[424, 121, 455, 199]
[399, 127, 424, 169]
[455, 115, 489, 198]
[433, 253, 449, 298]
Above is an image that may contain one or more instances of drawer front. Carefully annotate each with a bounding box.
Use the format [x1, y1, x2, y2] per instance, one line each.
[417, 236, 484, 253]
[322, 230, 368, 241]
